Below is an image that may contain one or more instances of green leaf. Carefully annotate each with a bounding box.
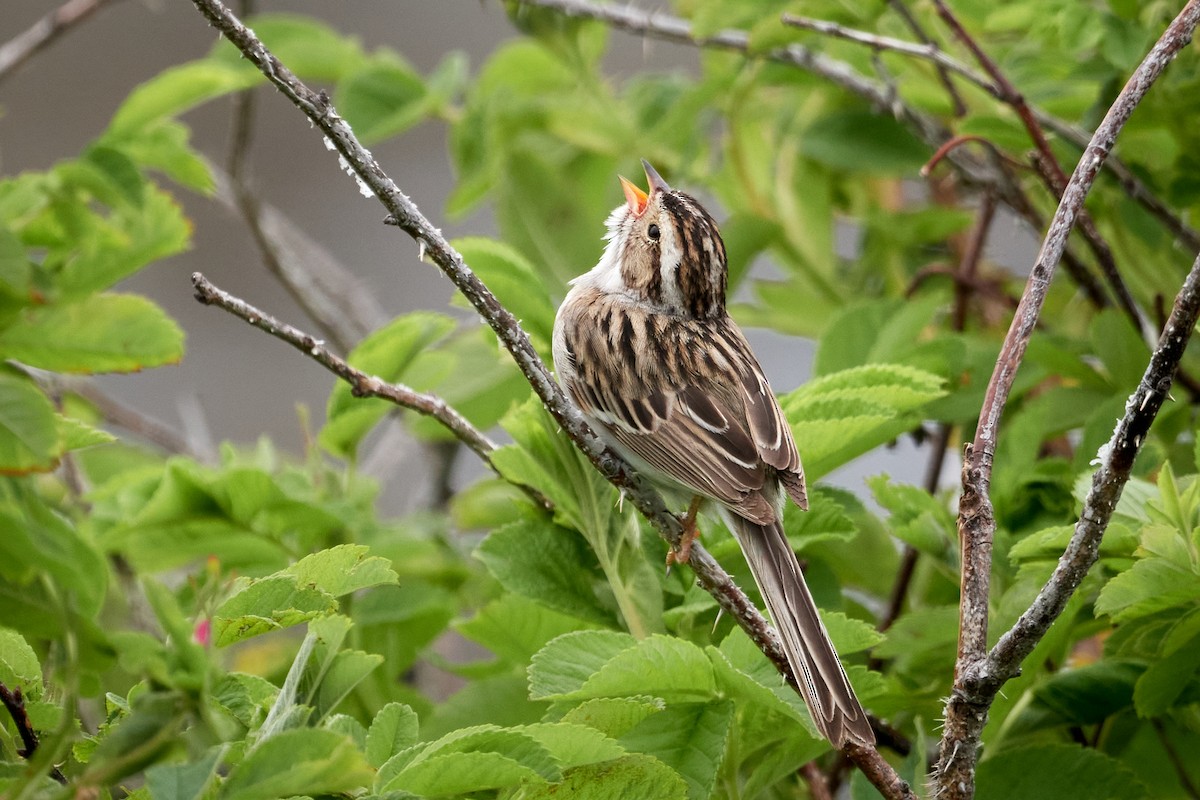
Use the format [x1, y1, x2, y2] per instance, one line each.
[212, 576, 339, 647]
[0, 627, 42, 700]
[529, 630, 638, 700]
[1134, 631, 1200, 717]
[618, 701, 732, 800]
[320, 312, 456, 458]
[575, 635, 716, 702]
[457, 593, 596, 666]
[366, 702, 420, 768]
[0, 222, 32, 303]
[108, 61, 259, 137]
[451, 237, 557, 350]
[517, 753, 688, 800]
[237, 14, 366, 81]
[379, 726, 562, 794]
[1095, 557, 1200, 621]
[561, 697, 664, 739]
[56, 187, 191, 297]
[285, 544, 398, 597]
[800, 110, 929, 174]
[0, 294, 183, 373]
[519, 722, 626, 768]
[336, 55, 429, 143]
[476, 518, 616, 625]
[975, 743, 1148, 800]
[57, 414, 117, 452]
[1009, 660, 1141, 732]
[0, 369, 60, 473]
[83, 692, 185, 786]
[219, 728, 373, 800]
[821, 611, 886, 656]
[781, 364, 945, 479]
[145, 747, 223, 800]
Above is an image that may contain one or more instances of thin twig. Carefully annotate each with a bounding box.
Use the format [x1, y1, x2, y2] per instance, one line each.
[882, 0, 967, 115]
[801, 760, 834, 800]
[1152, 719, 1200, 800]
[211, 169, 388, 352]
[936, 5, 1200, 797]
[782, 14, 997, 96]
[931, 0, 1146, 338]
[0, 682, 67, 785]
[783, 7, 1200, 259]
[0, 0, 119, 84]
[190, 273, 512, 485]
[185, 2, 911, 791]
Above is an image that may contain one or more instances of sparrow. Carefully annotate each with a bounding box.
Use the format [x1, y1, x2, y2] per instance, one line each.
[551, 160, 874, 748]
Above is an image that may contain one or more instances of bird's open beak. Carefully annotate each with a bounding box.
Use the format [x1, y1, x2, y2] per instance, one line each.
[619, 160, 672, 218]
[619, 175, 649, 217]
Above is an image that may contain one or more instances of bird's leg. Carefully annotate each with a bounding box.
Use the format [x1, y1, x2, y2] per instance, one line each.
[667, 495, 704, 567]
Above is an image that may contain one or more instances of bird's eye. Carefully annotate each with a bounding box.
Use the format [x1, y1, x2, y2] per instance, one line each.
[648, 223, 660, 241]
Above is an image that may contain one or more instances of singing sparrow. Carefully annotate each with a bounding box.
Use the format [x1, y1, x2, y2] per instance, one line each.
[551, 161, 874, 748]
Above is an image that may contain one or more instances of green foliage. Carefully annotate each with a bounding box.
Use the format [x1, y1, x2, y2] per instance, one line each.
[4, 2, 1200, 798]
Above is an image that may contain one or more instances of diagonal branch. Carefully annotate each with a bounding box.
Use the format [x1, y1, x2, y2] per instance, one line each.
[184, 2, 911, 791]
[0, 0, 120, 84]
[190, 271, 502, 474]
[937, 4, 1200, 797]
[987, 248, 1200, 680]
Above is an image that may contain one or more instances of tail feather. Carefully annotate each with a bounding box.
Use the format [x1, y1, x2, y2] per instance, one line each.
[732, 516, 875, 748]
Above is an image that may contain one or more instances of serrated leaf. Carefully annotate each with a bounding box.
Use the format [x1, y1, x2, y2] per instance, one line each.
[618, 701, 732, 800]
[781, 364, 945, 479]
[476, 519, 615, 625]
[367, 702, 420, 768]
[518, 753, 689, 800]
[975, 743, 1148, 800]
[529, 630, 638, 700]
[0, 627, 42, 700]
[219, 728, 373, 800]
[212, 576, 338, 647]
[821, 611, 886, 655]
[0, 294, 183, 373]
[1095, 557, 1200, 621]
[518, 722, 626, 768]
[383, 750, 549, 795]
[457, 593, 596, 665]
[0, 369, 59, 473]
[284, 544, 398, 597]
[561, 697, 664, 739]
[576, 635, 717, 702]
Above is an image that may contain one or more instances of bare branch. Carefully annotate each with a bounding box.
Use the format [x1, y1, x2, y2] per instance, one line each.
[186, 2, 912, 791]
[190, 272, 502, 477]
[882, 0, 967, 115]
[937, 4, 1200, 797]
[0, 0, 119, 84]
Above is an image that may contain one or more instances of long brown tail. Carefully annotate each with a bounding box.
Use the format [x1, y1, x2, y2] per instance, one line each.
[731, 516, 875, 748]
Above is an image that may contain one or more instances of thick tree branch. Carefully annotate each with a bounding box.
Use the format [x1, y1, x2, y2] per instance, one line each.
[937, 4, 1200, 797]
[186, 2, 911, 792]
[0, 0, 119, 84]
